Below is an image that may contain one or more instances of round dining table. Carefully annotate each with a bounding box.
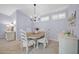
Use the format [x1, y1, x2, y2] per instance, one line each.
[26, 31, 45, 48]
[27, 31, 45, 40]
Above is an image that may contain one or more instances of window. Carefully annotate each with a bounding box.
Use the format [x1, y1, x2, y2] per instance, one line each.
[52, 12, 66, 20]
[40, 16, 49, 21]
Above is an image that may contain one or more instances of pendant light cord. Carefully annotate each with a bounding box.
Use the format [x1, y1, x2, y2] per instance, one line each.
[34, 4, 36, 17]
[33, 4, 37, 21]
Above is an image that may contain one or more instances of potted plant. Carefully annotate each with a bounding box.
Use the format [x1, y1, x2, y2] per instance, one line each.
[64, 32, 71, 37]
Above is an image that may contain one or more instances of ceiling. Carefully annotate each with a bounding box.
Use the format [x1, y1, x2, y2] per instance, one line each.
[0, 4, 70, 17]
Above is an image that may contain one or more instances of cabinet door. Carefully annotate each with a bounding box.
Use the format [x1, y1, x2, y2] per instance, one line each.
[6, 32, 15, 40]
[59, 37, 78, 54]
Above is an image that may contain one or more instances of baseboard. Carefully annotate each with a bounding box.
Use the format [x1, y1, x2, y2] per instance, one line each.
[48, 38, 59, 42]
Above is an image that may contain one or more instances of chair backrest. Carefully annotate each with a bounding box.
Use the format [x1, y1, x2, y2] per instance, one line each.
[20, 29, 28, 43]
[20, 29, 29, 48]
[44, 32, 48, 43]
[37, 28, 48, 43]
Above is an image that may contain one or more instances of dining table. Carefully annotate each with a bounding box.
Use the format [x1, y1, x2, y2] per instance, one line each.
[26, 31, 45, 40]
[26, 31, 45, 48]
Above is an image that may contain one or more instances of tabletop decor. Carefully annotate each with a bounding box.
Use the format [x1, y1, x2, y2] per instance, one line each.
[35, 28, 39, 33]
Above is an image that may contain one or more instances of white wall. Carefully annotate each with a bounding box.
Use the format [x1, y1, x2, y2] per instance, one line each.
[0, 23, 5, 39]
[34, 10, 68, 41]
[16, 10, 33, 40]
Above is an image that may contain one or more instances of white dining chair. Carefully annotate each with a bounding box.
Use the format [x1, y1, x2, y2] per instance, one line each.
[37, 32, 48, 48]
[20, 29, 35, 53]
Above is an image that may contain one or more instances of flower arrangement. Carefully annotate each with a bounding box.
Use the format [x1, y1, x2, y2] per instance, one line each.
[36, 28, 39, 31]
[34, 28, 39, 33]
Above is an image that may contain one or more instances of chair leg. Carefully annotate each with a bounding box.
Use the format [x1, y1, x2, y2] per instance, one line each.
[25, 46, 28, 54]
[36, 42, 39, 48]
[43, 43, 46, 48]
[33, 43, 35, 48]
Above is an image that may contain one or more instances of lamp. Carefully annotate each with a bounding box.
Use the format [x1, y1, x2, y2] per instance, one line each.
[6, 22, 14, 31]
[10, 22, 14, 31]
[68, 10, 76, 36]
